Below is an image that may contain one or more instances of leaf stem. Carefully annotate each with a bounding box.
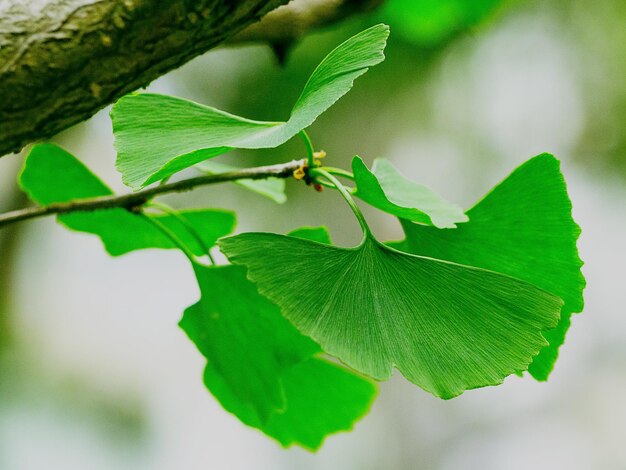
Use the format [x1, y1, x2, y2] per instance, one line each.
[299, 130, 316, 169]
[322, 166, 354, 180]
[141, 211, 198, 265]
[147, 201, 216, 264]
[314, 171, 357, 193]
[0, 159, 305, 229]
[310, 168, 371, 236]
[313, 178, 336, 189]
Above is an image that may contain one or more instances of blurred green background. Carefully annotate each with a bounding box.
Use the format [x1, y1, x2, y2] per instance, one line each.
[1, 0, 625, 468]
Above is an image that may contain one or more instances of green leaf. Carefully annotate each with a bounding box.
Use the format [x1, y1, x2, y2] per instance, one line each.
[219, 232, 562, 399]
[204, 356, 375, 450]
[112, 24, 390, 189]
[353, 156, 468, 228]
[286, 226, 332, 245]
[197, 160, 286, 204]
[180, 264, 376, 449]
[19, 143, 111, 204]
[59, 210, 235, 257]
[380, 0, 504, 46]
[389, 154, 585, 380]
[19, 143, 235, 256]
[181, 265, 318, 422]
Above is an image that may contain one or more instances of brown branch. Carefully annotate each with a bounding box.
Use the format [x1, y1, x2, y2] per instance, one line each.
[0, 159, 305, 228]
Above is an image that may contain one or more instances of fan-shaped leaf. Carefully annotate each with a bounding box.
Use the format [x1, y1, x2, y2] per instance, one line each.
[389, 154, 585, 380]
[286, 226, 332, 245]
[181, 264, 376, 449]
[219, 232, 562, 399]
[353, 156, 468, 228]
[19, 143, 235, 256]
[204, 355, 375, 450]
[112, 24, 390, 189]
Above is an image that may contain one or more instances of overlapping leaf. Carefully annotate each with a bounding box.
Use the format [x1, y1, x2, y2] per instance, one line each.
[353, 156, 468, 228]
[20, 144, 375, 447]
[181, 264, 318, 423]
[220, 230, 562, 399]
[389, 154, 585, 380]
[203, 354, 375, 449]
[181, 263, 376, 449]
[286, 225, 332, 245]
[112, 24, 390, 189]
[197, 160, 286, 204]
[19, 143, 235, 256]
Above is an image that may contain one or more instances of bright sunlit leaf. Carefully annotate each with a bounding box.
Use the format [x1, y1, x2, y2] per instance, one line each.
[389, 154, 585, 380]
[112, 24, 390, 189]
[19, 143, 235, 256]
[220, 231, 562, 399]
[353, 156, 468, 228]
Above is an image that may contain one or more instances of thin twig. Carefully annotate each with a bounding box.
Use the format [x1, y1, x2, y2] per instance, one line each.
[0, 159, 305, 229]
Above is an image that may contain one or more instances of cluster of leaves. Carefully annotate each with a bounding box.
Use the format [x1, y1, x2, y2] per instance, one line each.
[16, 24, 584, 449]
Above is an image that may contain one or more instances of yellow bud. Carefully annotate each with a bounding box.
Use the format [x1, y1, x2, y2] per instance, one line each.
[293, 167, 306, 180]
[313, 150, 326, 166]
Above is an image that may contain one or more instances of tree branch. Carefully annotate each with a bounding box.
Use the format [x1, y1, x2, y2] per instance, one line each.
[0, 0, 289, 158]
[0, 0, 385, 158]
[0, 159, 305, 228]
[232, 0, 384, 51]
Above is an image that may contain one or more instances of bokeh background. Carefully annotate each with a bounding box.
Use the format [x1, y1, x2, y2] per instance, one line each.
[1, 0, 625, 468]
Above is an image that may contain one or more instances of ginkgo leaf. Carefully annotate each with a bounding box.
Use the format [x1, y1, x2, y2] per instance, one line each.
[180, 264, 376, 449]
[219, 232, 563, 399]
[353, 156, 468, 228]
[181, 265, 318, 422]
[59, 209, 235, 257]
[286, 225, 332, 245]
[197, 160, 286, 204]
[389, 154, 585, 380]
[19, 143, 235, 256]
[380, 0, 503, 46]
[204, 355, 376, 450]
[112, 24, 390, 189]
[20, 143, 110, 204]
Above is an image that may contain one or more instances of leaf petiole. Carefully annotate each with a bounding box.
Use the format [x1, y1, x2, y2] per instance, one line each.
[299, 130, 316, 169]
[310, 168, 371, 236]
[141, 211, 198, 264]
[313, 172, 357, 193]
[312, 178, 336, 190]
[147, 201, 216, 264]
[322, 167, 355, 180]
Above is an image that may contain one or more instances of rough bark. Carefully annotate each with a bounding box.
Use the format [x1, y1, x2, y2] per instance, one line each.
[233, 0, 383, 46]
[0, 0, 289, 157]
